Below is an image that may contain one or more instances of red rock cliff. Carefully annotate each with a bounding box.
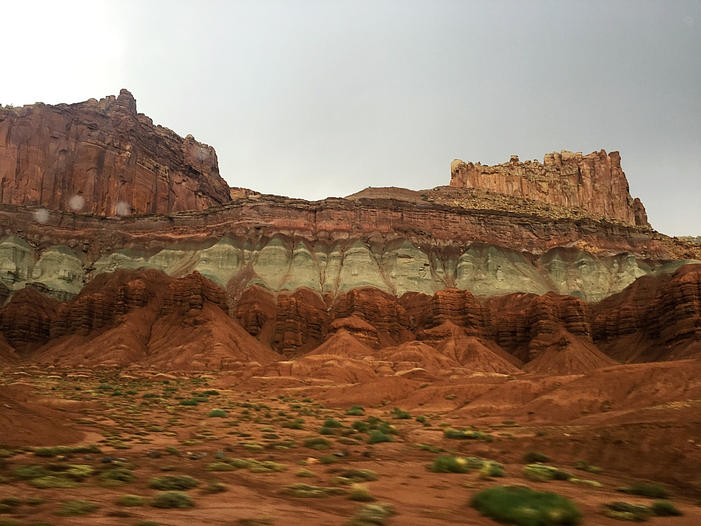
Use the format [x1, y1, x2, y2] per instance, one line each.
[0, 90, 232, 215]
[450, 150, 649, 227]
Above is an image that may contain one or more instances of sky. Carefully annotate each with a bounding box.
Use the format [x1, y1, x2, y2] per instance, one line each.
[2, 0, 700, 236]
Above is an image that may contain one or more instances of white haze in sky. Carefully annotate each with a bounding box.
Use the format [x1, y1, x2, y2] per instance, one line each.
[2, 0, 700, 235]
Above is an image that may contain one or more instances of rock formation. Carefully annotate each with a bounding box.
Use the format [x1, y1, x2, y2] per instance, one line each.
[0, 90, 698, 371]
[0, 90, 231, 215]
[450, 150, 650, 227]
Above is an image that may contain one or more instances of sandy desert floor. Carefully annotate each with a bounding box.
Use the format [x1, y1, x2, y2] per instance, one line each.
[0, 365, 700, 525]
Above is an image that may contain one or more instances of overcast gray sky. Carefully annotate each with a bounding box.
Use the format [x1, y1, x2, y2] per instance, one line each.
[3, 0, 700, 235]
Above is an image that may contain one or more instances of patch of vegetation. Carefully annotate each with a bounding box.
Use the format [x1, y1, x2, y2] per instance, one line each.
[619, 481, 669, 498]
[201, 481, 228, 494]
[281, 483, 346, 498]
[367, 430, 393, 444]
[98, 467, 135, 486]
[349, 484, 375, 502]
[346, 406, 365, 416]
[602, 501, 652, 521]
[208, 409, 228, 417]
[443, 428, 490, 440]
[115, 495, 146, 506]
[480, 461, 505, 478]
[523, 451, 550, 463]
[303, 437, 331, 450]
[334, 469, 378, 485]
[54, 500, 100, 516]
[429, 455, 470, 474]
[574, 460, 602, 474]
[150, 491, 194, 509]
[345, 503, 396, 525]
[390, 408, 410, 419]
[523, 464, 573, 482]
[471, 486, 581, 526]
[148, 475, 200, 490]
[33, 445, 101, 457]
[651, 500, 682, 516]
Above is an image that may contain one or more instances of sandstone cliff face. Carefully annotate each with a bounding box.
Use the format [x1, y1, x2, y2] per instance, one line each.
[450, 150, 649, 227]
[0, 90, 231, 215]
[1, 264, 697, 369]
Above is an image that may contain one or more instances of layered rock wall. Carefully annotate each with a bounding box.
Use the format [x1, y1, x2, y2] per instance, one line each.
[450, 150, 649, 227]
[0, 90, 232, 215]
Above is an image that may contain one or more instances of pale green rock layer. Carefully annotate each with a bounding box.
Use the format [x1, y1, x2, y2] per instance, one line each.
[0, 235, 697, 303]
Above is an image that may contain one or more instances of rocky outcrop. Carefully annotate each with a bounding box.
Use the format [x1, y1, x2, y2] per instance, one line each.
[0, 90, 231, 215]
[0, 288, 58, 348]
[450, 150, 650, 227]
[591, 263, 701, 362]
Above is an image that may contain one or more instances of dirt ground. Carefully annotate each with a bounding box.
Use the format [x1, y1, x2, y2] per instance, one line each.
[0, 365, 700, 525]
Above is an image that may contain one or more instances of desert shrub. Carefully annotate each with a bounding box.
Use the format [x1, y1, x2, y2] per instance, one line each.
[319, 455, 338, 465]
[368, 430, 393, 444]
[620, 481, 669, 498]
[345, 503, 396, 525]
[201, 482, 228, 494]
[348, 484, 375, 502]
[523, 464, 573, 482]
[471, 486, 581, 526]
[207, 462, 238, 471]
[148, 475, 200, 490]
[390, 408, 410, 419]
[651, 500, 682, 516]
[335, 469, 378, 485]
[281, 483, 345, 498]
[116, 495, 146, 506]
[429, 455, 469, 474]
[443, 428, 489, 440]
[323, 418, 343, 428]
[282, 419, 305, 429]
[480, 461, 505, 478]
[574, 460, 602, 473]
[346, 406, 365, 416]
[602, 501, 651, 521]
[98, 467, 134, 486]
[29, 476, 79, 489]
[208, 409, 227, 417]
[523, 451, 550, 463]
[54, 499, 100, 516]
[303, 437, 330, 450]
[150, 491, 194, 509]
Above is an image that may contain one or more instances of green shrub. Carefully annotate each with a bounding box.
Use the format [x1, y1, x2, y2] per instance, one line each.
[98, 467, 134, 486]
[390, 408, 410, 419]
[334, 469, 378, 485]
[651, 500, 682, 516]
[201, 482, 228, 494]
[148, 475, 200, 490]
[29, 476, 79, 489]
[603, 501, 651, 521]
[574, 460, 602, 474]
[480, 461, 505, 478]
[303, 437, 331, 450]
[282, 419, 305, 429]
[150, 491, 194, 509]
[54, 500, 100, 516]
[523, 451, 550, 463]
[323, 418, 343, 428]
[281, 483, 345, 498]
[523, 464, 573, 482]
[368, 430, 393, 444]
[116, 495, 146, 506]
[429, 455, 470, 473]
[348, 484, 375, 502]
[346, 406, 365, 416]
[345, 503, 396, 526]
[208, 409, 227, 417]
[319, 455, 338, 465]
[620, 481, 669, 498]
[443, 428, 489, 440]
[471, 486, 581, 526]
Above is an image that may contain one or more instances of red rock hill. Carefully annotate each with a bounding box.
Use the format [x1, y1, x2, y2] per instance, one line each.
[0, 90, 232, 215]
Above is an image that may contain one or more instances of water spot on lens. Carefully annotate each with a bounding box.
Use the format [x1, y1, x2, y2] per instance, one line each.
[34, 208, 50, 224]
[115, 201, 131, 216]
[69, 194, 85, 211]
[683, 15, 694, 26]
